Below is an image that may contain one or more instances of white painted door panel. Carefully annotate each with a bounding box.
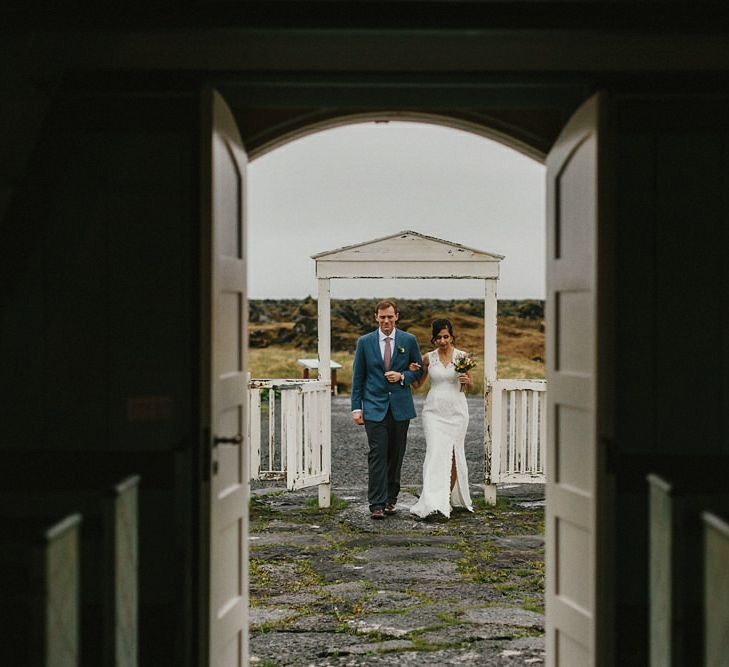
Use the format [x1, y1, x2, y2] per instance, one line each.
[203, 88, 249, 666]
[545, 93, 612, 666]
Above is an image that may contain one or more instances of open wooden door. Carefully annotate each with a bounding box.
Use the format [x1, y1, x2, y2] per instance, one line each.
[201, 88, 249, 666]
[545, 93, 614, 666]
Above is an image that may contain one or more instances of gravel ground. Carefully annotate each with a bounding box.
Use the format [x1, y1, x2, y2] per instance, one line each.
[253, 394, 486, 494]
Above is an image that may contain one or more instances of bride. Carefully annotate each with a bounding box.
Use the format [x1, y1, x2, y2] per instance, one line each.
[409, 319, 474, 519]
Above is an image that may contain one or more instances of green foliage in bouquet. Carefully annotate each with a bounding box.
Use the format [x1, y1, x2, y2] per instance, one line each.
[453, 352, 477, 374]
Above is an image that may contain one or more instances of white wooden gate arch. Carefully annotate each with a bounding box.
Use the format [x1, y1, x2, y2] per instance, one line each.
[312, 229, 545, 504]
[248, 229, 546, 506]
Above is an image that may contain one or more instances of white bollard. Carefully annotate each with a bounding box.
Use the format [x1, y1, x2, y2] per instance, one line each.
[318, 482, 331, 508]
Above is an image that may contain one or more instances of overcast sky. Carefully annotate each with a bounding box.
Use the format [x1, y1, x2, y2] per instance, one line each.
[248, 121, 545, 300]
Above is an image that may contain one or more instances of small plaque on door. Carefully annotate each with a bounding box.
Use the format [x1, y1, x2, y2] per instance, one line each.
[127, 395, 174, 422]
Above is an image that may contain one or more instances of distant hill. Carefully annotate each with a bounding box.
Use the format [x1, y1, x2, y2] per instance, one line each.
[249, 298, 544, 364]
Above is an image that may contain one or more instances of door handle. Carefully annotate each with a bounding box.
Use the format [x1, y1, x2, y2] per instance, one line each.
[213, 434, 243, 446]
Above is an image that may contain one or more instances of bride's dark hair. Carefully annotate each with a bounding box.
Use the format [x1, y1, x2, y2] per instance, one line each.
[431, 318, 456, 345]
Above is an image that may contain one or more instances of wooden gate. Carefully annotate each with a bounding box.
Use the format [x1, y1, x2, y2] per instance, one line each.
[248, 379, 331, 502]
[489, 379, 547, 484]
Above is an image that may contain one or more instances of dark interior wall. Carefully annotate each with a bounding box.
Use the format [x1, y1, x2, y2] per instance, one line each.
[0, 85, 200, 665]
[612, 94, 729, 666]
[615, 98, 729, 461]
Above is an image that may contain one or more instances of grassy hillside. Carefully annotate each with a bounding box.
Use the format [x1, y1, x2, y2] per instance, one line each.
[248, 298, 544, 394]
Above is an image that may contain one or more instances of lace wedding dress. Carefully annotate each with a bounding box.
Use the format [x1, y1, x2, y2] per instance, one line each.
[410, 349, 474, 518]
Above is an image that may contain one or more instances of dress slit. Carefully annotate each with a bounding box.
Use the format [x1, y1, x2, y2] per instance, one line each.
[410, 348, 474, 519]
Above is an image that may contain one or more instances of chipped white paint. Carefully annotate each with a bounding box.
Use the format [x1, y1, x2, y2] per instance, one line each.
[489, 379, 547, 484]
[483, 276, 499, 504]
[247, 379, 331, 498]
[313, 230, 502, 279]
[317, 277, 333, 506]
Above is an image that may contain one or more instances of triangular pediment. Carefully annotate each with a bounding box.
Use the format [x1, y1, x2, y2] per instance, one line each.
[312, 230, 504, 263]
[312, 231, 503, 280]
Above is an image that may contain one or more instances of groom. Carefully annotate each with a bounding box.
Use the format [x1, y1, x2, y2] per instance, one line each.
[351, 300, 423, 520]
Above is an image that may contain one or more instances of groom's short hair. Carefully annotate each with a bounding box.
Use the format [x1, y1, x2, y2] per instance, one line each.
[375, 299, 398, 314]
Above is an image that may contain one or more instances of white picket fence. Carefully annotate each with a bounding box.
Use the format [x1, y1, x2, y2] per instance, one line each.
[489, 379, 547, 484]
[248, 379, 331, 493]
[248, 376, 543, 501]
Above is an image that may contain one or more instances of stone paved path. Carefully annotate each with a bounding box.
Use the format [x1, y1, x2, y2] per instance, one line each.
[248, 483, 545, 666]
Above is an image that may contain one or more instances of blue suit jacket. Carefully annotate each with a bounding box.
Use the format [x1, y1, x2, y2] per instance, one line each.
[351, 329, 424, 422]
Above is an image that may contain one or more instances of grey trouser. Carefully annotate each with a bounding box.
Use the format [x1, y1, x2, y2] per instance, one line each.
[364, 408, 410, 511]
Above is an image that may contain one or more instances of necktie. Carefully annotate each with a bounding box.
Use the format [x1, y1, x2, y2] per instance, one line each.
[383, 336, 392, 370]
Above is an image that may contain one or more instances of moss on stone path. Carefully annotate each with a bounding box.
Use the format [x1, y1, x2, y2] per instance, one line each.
[248, 485, 545, 666]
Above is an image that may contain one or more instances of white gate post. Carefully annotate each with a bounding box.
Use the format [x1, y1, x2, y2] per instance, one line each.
[317, 277, 332, 508]
[484, 277, 498, 505]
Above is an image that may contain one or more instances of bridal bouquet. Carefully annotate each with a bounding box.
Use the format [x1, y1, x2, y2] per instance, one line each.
[453, 353, 477, 392]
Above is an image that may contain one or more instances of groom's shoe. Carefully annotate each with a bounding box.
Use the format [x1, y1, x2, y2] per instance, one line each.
[370, 508, 385, 520]
[384, 503, 397, 516]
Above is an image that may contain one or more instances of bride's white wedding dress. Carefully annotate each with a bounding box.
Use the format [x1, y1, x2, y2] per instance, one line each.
[410, 349, 474, 518]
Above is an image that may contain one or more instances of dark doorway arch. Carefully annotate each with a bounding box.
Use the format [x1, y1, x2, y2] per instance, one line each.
[215, 78, 590, 164]
[245, 111, 547, 163]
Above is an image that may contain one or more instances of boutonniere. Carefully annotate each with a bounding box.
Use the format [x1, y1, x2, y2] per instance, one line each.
[397, 345, 405, 354]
